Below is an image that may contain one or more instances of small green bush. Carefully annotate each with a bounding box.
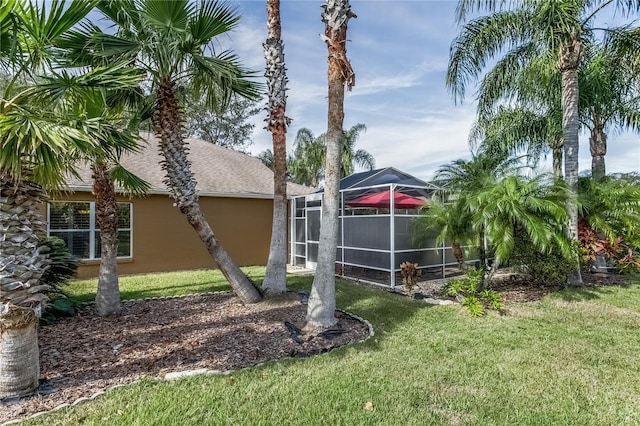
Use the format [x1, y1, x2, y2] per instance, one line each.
[509, 232, 576, 286]
[445, 268, 503, 317]
[40, 236, 80, 321]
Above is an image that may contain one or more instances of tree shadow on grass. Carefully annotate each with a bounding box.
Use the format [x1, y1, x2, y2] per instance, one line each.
[285, 273, 444, 354]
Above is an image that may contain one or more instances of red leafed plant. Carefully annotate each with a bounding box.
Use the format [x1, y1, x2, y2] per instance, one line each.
[579, 219, 640, 272]
[578, 219, 621, 264]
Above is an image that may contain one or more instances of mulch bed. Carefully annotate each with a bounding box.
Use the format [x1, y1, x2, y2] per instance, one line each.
[0, 292, 371, 424]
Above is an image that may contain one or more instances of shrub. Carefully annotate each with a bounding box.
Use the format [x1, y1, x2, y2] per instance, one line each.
[445, 268, 502, 317]
[40, 236, 80, 320]
[509, 231, 576, 287]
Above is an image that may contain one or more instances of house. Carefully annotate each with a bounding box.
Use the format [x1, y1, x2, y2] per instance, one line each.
[48, 133, 312, 278]
[290, 167, 479, 287]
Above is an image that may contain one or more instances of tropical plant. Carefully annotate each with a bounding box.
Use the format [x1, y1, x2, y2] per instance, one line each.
[289, 128, 326, 187]
[469, 174, 574, 286]
[414, 199, 475, 270]
[88, 0, 263, 303]
[40, 236, 80, 321]
[306, 0, 357, 330]
[579, 45, 640, 179]
[262, 0, 290, 294]
[445, 268, 502, 317]
[577, 175, 640, 270]
[421, 152, 521, 268]
[0, 0, 146, 398]
[449, 0, 640, 285]
[288, 124, 374, 187]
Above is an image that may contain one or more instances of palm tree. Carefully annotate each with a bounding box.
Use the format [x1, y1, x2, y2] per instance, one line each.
[579, 46, 640, 179]
[306, 0, 356, 330]
[339, 123, 374, 177]
[414, 199, 475, 269]
[470, 106, 564, 177]
[289, 124, 373, 187]
[289, 128, 326, 187]
[469, 174, 573, 286]
[262, 0, 290, 294]
[89, 0, 263, 303]
[431, 152, 521, 268]
[578, 175, 640, 247]
[0, 0, 121, 398]
[448, 0, 640, 285]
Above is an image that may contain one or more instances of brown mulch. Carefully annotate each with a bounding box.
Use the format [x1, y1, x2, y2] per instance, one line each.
[408, 269, 634, 304]
[0, 292, 371, 424]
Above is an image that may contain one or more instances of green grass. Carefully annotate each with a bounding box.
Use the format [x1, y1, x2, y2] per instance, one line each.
[64, 266, 266, 304]
[29, 270, 640, 425]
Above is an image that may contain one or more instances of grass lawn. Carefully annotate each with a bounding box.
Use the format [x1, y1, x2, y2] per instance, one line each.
[27, 269, 640, 425]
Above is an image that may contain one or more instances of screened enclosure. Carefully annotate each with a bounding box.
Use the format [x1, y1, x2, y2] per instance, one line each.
[290, 167, 480, 288]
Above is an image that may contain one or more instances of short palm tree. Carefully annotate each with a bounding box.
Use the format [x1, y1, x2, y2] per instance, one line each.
[468, 174, 572, 286]
[88, 0, 263, 303]
[0, 0, 141, 398]
[414, 199, 475, 270]
[1, 68, 146, 398]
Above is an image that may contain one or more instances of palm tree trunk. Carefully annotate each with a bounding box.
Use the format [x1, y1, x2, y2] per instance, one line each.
[306, 0, 356, 330]
[0, 305, 39, 398]
[92, 161, 122, 316]
[589, 117, 606, 180]
[154, 79, 262, 304]
[552, 146, 563, 178]
[262, 0, 289, 295]
[452, 240, 465, 269]
[0, 176, 49, 398]
[559, 40, 583, 286]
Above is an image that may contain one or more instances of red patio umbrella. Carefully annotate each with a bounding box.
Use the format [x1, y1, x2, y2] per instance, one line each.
[346, 189, 426, 209]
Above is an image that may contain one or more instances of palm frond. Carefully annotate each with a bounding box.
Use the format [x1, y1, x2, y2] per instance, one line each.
[110, 164, 151, 196]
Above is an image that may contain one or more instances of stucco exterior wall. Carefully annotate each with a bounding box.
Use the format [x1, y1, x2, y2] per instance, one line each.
[48, 192, 274, 278]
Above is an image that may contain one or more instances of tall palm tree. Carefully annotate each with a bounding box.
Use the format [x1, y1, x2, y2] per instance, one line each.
[448, 0, 640, 285]
[306, 0, 356, 330]
[579, 46, 640, 179]
[89, 0, 263, 303]
[262, 0, 290, 294]
[470, 106, 564, 177]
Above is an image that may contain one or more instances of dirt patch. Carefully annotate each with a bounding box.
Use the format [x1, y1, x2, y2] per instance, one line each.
[0, 292, 371, 424]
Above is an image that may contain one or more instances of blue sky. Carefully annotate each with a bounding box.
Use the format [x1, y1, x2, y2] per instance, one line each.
[228, 1, 639, 181]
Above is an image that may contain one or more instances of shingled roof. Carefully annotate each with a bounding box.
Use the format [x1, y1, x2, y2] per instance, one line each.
[65, 133, 313, 198]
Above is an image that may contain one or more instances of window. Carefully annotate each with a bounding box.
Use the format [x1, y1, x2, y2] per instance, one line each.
[48, 202, 132, 260]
